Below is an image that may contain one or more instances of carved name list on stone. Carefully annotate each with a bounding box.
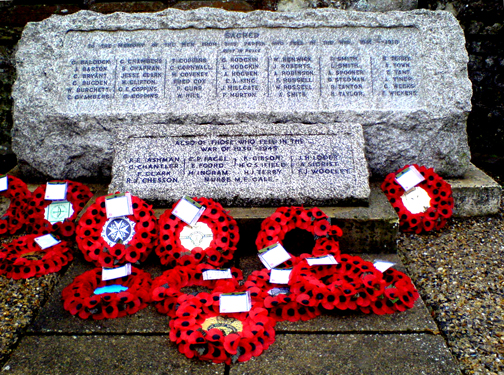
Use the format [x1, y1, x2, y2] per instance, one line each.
[64, 28, 421, 111]
[109, 124, 370, 206]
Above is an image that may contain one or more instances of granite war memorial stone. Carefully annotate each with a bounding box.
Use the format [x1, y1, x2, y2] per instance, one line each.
[12, 8, 472, 188]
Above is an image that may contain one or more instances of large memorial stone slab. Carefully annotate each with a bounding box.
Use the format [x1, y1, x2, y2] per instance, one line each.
[109, 123, 370, 206]
[12, 9, 472, 180]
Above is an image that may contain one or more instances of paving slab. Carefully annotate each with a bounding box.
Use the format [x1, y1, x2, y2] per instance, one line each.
[28, 255, 169, 334]
[230, 333, 461, 375]
[1, 335, 224, 375]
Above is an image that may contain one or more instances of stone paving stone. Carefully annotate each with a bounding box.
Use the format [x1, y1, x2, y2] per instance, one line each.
[27, 255, 170, 334]
[2, 335, 224, 375]
[230, 333, 461, 375]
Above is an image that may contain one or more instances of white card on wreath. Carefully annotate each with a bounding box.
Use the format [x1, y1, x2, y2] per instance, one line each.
[172, 196, 206, 226]
[306, 255, 338, 266]
[395, 166, 425, 191]
[34, 234, 61, 250]
[102, 263, 132, 281]
[219, 292, 251, 313]
[373, 260, 396, 273]
[258, 243, 291, 270]
[268, 287, 290, 296]
[269, 268, 292, 284]
[0, 175, 7, 192]
[202, 269, 233, 281]
[44, 181, 68, 201]
[105, 192, 133, 218]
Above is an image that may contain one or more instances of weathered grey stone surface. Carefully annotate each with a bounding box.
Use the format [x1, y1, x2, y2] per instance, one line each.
[12, 9, 472, 180]
[109, 123, 370, 206]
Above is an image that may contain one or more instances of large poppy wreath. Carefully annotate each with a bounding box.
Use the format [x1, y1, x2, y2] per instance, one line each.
[244, 268, 321, 323]
[0, 175, 31, 235]
[62, 266, 152, 320]
[150, 263, 243, 317]
[156, 197, 239, 267]
[255, 206, 343, 266]
[26, 180, 93, 238]
[381, 164, 454, 233]
[76, 194, 157, 267]
[0, 234, 72, 279]
[169, 296, 276, 364]
[289, 254, 419, 315]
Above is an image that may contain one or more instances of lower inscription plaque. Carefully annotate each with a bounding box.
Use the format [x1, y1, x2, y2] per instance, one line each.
[109, 123, 370, 206]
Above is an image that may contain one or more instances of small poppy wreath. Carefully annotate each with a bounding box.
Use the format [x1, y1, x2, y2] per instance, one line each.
[26, 180, 93, 238]
[156, 197, 239, 267]
[289, 254, 419, 315]
[0, 234, 72, 279]
[150, 263, 243, 317]
[255, 206, 343, 267]
[76, 194, 157, 267]
[381, 164, 454, 233]
[244, 268, 321, 323]
[0, 175, 31, 235]
[61, 266, 152, 320]
[169, 296, 276, 364]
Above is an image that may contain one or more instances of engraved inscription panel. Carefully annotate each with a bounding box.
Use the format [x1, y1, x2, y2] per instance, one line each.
[62, 27, 422, 113]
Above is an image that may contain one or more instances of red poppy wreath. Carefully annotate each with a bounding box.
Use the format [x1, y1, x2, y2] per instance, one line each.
[0, 175, 31, 235]
[289, 254, 419, 315]
[156, 197, 239, 267]
[76, 194, 157, 267]
[151, 263, 243, 317]
[244, 268, 321, 323]
[61, 266, 152, 320]
[381, 164, 454, 233]
[169, 296, 276, 364]
[0, 234, 72, 279]
[25, 180, 93, 238]
[255, 206, 343, 267]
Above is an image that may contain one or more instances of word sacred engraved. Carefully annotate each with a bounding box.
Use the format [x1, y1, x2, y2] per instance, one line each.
[62, 27, 422, 112]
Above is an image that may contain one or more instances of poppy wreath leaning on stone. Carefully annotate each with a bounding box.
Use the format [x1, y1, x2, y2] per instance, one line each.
[169, 295, 276, 364]
[76, 193, 157, 267]
[150, 263, 243, 317]
[61, 266, 152, 320]
[0, 234, 72, 279]
[255, 206, 343, 267]
[289, 254, 419, 315]
[26, 180, 93, 238]
[156, 197, 239, 267]
[0, 175, 32, 235]
[381, 164, 454, 233]
[243, 267, 321, 323]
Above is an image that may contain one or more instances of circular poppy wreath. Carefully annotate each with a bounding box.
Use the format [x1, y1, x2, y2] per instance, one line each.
[0, 234, 72, 279]
[0, 175, 31, 235]
[156, 197, 239, 267]
[61, 266, 152, 320]
[150, 263, 243, 317]
[25, 180, 93, 238]
[169, 296, 276, 364]
[244, 268, 321, 323]
[255, 206, 343, 267]
[289, 254, 419, 315]
[381, 164, 454, 233]
[76, 194, 157, 267]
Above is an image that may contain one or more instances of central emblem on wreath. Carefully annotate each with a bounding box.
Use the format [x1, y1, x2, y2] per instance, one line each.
[101, 216, 136, 247]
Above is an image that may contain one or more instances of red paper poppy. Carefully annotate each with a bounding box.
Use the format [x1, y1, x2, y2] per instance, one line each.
[0, 175, 32, 235]
[381, 164, 454, 233]
[156, 197, 239, 267]
[75, 193, 157, 267]
[61, 266, 152, 320]
[169, 296, 276, 364]
[150, 263, 243, 317]
[255, 206, 343, 268]
[0, 234, 72, 279]
[25, 180, 93, 238]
